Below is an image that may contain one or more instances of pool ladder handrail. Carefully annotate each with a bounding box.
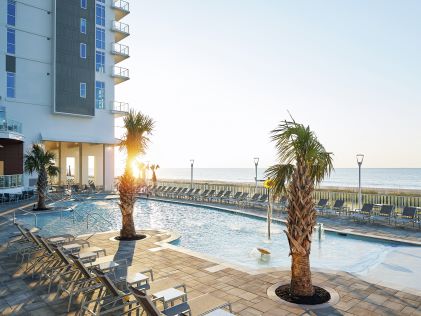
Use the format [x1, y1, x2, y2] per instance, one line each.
[86, 212, 113, 229]
[13, 208, 38, 227]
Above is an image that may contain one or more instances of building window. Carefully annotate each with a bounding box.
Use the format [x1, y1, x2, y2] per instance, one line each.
[96, 51, 105, 72]
[95, 81, 105, 109]
[80, 18, 87, 34]
[80, 43, 87, 59]
[7, 0, 16, 26]
[96, 3, 105, 27]
[96, 28, 105, 49]
[7, 72, 15, 98]
[80, 82, 87, 98]
[7, 28, 15, 55]
[81, 0, 87, 9]
[96, 0, 105, 3]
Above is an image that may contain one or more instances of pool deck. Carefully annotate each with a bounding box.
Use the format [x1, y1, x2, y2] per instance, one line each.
[0, 198, 421, 315]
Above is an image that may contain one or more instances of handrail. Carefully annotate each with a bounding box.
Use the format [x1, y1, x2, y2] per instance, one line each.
[13, 208, 38, 227]
[86, 212, 113, 229]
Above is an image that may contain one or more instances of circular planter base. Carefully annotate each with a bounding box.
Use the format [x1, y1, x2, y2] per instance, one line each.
[109, 234, 149, 242]
[267, 283, 340, 310]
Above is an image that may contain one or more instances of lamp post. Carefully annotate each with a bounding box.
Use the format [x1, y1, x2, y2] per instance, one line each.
[254, 157, 259, 188]
[356, 154, 364, 209]
[190, 159, 194, 189]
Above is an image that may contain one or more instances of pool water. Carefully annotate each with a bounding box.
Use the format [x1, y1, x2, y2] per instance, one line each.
[17, 199, 416, 276]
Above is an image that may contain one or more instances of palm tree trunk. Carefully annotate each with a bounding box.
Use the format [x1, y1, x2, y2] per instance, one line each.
[37, 168, 48, 210]
[290, 253, 313, 296]
[285, 161, 316, 296]
[118, 170, 137, 239]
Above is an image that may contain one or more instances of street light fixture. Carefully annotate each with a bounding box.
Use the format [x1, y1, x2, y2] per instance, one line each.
[190, 159, 194, 189]
[254, 157, 259, 188]
[356, 154, 364, 209]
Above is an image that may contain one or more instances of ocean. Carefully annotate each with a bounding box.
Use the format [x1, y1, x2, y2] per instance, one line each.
[155, 168, 421, 190]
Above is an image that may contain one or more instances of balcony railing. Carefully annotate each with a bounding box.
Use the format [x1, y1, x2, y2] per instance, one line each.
[112, 101, 129, 113]
[112, 66, 129, 78]
[112, 0, 129, 12]
[112, 66, 130, 84]
[0, 174, 23, 189]
[112, 20, 129, 34]
[0, 119, 22, 134]
[112, 43, 129, 56]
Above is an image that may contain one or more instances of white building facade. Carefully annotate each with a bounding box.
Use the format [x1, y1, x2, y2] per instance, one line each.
[0, 0, 130, 192]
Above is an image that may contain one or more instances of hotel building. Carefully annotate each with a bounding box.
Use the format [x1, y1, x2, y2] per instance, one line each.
[0, 0, 130, 192]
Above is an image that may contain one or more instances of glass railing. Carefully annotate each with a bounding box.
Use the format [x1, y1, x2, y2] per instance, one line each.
[112, 43, 129, 56]
[112, 0, 129, 11]
[0, 119, 22, 134]
[112, 101, 129, 112]
[0, 174, 23, 189]
[112, 20, 129, 34]
[112, 66, 129, 78]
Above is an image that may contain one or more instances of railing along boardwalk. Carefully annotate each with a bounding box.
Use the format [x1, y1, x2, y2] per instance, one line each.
[156, 179, 421, 210]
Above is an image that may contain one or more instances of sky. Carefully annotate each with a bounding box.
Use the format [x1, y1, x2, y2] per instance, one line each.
[115, 0, 421, 169]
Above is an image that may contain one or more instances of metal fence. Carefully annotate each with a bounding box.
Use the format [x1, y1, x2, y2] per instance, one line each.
[156, 180, 421, 209]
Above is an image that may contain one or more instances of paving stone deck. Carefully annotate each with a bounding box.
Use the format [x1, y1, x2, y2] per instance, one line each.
[0, 197, 421, 315]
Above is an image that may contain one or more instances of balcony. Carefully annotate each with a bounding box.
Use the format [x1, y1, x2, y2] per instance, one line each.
[112, 66, 130, 84]
[0, 119, 24, 141]
[111, 43, 130, 64]
[111, 101, 129, 117]
[0, 174, 23, 189]
[111, 20, 130, 42]
[111, 0, 130, 21]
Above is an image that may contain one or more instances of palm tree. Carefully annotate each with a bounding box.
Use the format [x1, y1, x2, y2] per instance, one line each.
[24, 144, 60, 210]
[150, 164, 160, 184]
[266, 119, 333, 297]
[119, 110, 155, 239]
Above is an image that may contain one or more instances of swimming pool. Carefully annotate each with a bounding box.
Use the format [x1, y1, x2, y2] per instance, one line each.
[16, 198, 421, 289]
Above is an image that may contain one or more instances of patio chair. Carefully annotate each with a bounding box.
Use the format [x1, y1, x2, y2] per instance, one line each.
[395, 206, 419, 228]
[127, 286, 234, 316]
[323, 199, 346, 216]
[352, 203, 374, 223]
[315, 199, 329, 215]
[237, 192, 249, 204]
[168, 187, 182, 198]
[371, 205, 395, 225]
[163, 187, 176, 198]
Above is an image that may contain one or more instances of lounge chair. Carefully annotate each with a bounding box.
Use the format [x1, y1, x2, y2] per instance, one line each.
[226, 192, 242, 204]
[58, 254, 153, 312]
[175, 188, 189, 199]
[168, 187, 182, 198]
[181, 188, 194, 199]
[371, 205, 395, 225]
[195, 189, 210, 201]
[395, 206, 419, 228]
[243, 193, 260, 207]
[209, 190, 225, 203]
[315, 199, 329, 215]
[219, 191, 232, 203]
[127, 285, 234, 316]
[352, 203, 374, 222]
[252, 194, 268, 208]
[323, 199, 346, 216]
[186, 188, 201, 199]
[203, 190, 216, 202]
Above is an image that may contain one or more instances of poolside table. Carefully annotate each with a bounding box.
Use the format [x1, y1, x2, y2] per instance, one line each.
[152, 287, 187, 309]
[48, 236, 67, 245]
[61, 243, 81, 254]
[80, 246, 106, 256]
[75, 251, 97, 262]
